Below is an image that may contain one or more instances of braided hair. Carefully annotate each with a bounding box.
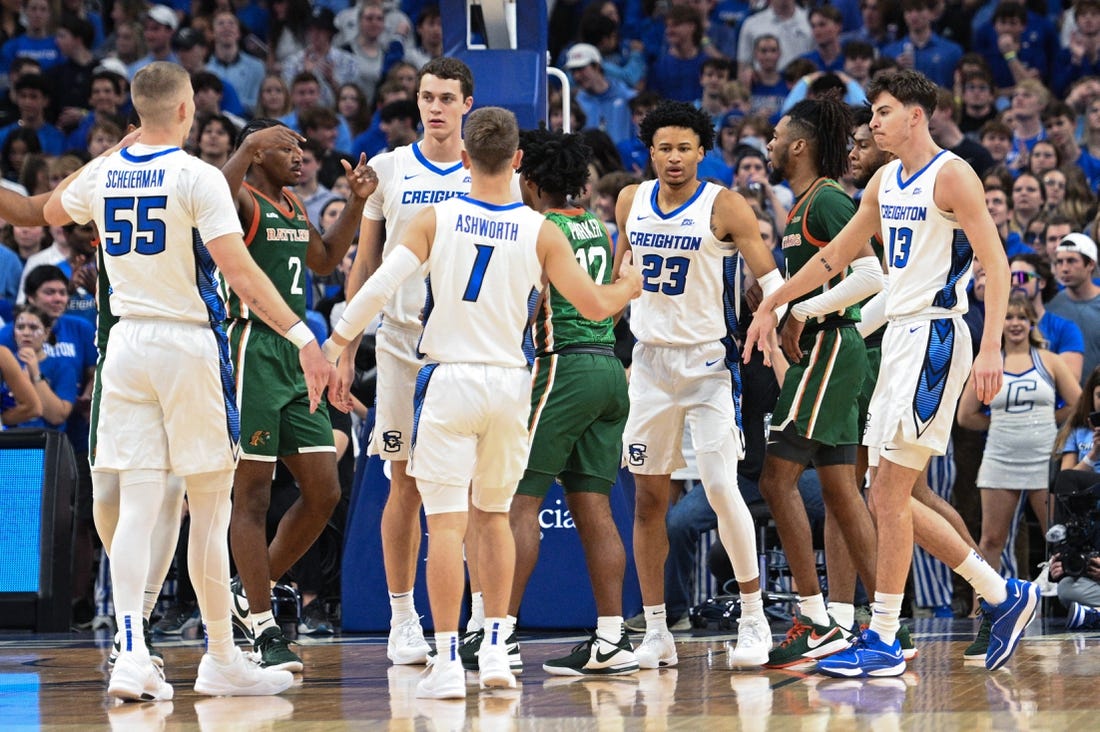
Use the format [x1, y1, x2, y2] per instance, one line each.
[785, 99, 853, 181]
[517, 128, 593, 200]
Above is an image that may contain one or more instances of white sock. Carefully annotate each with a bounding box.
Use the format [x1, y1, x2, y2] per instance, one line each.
[868, 592, 903, 645]
[643, 604, 668, 632]
[797, 593, 830, 627]
[468, 591, 485, 632]
[143, 585, 161, 621]
[740, 590, 764, 618]
[827, 601, 855, 631]
[483, 617, 509, 648]
[389, 590, 415, 625]
[955, 550, 1008, 606]
[205, 618, 235, 663]
[252, 610, 277, 637]
[597, 615, 624, 643]
[435, 632, 460, 664]
[117, 611, 149, 658]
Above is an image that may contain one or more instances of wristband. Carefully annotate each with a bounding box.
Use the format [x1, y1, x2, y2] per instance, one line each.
[1083, 456, 1097, 469]
[285, 320, 315, 350]
[322, 339, 343, 365]
[1003, 51, 1017, 61]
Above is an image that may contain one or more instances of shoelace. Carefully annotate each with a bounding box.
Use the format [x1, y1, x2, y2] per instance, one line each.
[777, 617, 811, 648]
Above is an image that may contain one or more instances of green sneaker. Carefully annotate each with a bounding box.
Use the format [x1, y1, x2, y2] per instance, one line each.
[458, 629, 484, 670]
[543, 629, 639, 676]
[897, 623, 917, 660]
[254, 626, 303, 673]
[458, 628, 523, 673]
[109, 619, 163, 668]
[963, 614, 992, 661]
[765, 614, 851, 669]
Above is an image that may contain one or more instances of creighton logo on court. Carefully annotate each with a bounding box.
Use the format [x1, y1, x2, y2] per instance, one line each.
[627, 443, 648, 467]
[249, 430, 271, 447]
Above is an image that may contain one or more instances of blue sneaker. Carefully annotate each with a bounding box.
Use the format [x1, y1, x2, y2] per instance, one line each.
[816, 628, 905, 678]
[981, 578, 1039, 671]
[1065, 602, 1100, 630]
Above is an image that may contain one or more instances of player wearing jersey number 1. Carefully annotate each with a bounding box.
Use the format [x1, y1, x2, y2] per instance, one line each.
[322, 107, 642, 699]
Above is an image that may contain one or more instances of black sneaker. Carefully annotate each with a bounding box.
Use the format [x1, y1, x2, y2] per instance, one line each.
[543, 630, 639, 676]
[152, 602, 199, 636]
[458, 629, 484, 671]
[963, 613, 992, 661]
[109, 619, 163, 668]
[298, 599, 335, 635]
[253, 625, 304, 673]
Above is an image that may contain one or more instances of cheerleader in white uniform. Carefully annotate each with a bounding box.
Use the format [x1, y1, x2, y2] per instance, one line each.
[958, 294, 1081, 575]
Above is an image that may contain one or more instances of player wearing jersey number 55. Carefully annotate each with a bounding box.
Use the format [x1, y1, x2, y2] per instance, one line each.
[218, 118, 377, 672]
[612, 100, 786, 671]
[44, 61, 335, 701]
[746, 70, 1040, 678]
[323, 107, 642, 699]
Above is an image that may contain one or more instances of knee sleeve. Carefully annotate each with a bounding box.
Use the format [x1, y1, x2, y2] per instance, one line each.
[418, 480, 469, 515]
[696, 447, 759, 583]
[148, 475, 185, 590]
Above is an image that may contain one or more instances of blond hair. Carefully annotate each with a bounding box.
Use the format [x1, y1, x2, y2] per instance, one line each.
[131, 62, 192, 128]
[463, 107, 518, 174]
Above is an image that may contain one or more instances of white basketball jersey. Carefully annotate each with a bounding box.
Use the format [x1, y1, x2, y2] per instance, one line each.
[418, 196, 544, 368]
[877, 151, 973, 320]
[625, 180, 735, 345]
[61, 145, 243, 325]
[366, 142, 479, 331]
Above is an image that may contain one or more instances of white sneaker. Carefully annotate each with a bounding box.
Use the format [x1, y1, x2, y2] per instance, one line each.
[388, 616, 431, 665]
[108, 653, 174, 702]
[106, 700, 173, 731]
[634, 627, 678, 669]
[729, 614, 773, 668]
[193, 695, 294, 730]
[194, 649, 294, 697]
[416, 661, 467, 699]
[478, 644, 517, 689]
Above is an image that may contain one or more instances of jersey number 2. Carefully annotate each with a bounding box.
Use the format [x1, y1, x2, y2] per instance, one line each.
[103, 196, 168, 256]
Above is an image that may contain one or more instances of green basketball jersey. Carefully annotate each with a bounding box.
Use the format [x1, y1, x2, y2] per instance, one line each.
[221, 183, 311, 322]
[94, 245, 117, 351]
[781, 178, 859, 326]
[532, 208, 616, 354]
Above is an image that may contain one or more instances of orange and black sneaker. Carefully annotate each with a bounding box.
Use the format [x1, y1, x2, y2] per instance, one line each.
[765, 614, 852, 668]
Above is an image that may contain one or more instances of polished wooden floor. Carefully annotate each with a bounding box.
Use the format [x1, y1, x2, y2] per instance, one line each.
[3, 615, 1099, 730]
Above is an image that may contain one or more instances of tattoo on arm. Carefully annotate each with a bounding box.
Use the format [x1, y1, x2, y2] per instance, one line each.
[820, 256, 833, 273]
[710, 215, 734, 244]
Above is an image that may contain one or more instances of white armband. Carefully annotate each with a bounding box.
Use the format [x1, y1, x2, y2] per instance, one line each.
[285, 320, 315, 350]
[321, 338, 344, 365]
[334, 245, 422, 342]
[757, 268, 788, 322]
[856, 275, 890, 338]
[790, 255, 885, 322]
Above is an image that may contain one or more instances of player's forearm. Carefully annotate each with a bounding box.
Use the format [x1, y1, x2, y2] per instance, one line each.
[223, 261, 311, 337]
[588, 280, 638, 322]
[316, 196, 369, 274]
[0, 190, 48, 226]
[331, 245, 420, 349]
[978, 261, 1010, 354]
[791, 255, 884, 321]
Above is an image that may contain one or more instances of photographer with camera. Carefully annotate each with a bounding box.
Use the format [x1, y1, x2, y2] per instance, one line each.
[1050, 366, 1100, 628]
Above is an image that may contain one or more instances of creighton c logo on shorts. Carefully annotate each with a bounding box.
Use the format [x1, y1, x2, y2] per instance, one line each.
[381, 430, 403, 453]
[627, 443, 648, 467]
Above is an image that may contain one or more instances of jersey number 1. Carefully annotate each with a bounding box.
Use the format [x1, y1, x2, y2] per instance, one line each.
[463, 243, 495, 302]
[103, 196, 168, 256]
[887, 226, 912, 269]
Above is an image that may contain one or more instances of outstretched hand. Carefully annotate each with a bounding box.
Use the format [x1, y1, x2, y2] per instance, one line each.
[342, 154, 379, 199]
[743, 297, 781, 367]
